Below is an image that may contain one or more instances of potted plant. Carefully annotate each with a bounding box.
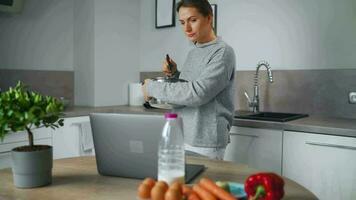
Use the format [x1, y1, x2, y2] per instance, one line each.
[0, 81, 64, 188]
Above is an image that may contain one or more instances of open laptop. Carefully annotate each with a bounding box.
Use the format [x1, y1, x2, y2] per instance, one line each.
[90, 113, 205, 183]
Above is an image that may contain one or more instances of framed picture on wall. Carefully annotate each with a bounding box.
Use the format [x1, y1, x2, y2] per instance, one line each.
[155, 0, 176, 28]
[211, 4, 217, 34]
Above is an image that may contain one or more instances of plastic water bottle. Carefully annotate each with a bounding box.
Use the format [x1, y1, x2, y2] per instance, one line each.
[158, 112, 185, 184]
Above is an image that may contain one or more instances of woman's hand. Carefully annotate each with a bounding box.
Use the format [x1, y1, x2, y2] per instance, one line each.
[141, 79, 152, 102]
[162, 57, 177, 77]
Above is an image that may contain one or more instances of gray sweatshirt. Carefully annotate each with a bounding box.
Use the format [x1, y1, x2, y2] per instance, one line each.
[147, 37, 236, 147]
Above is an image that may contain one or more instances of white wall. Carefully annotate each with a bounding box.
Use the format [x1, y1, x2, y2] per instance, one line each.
[93, 0, 140, 106]
[139, 0, 191, 72]
[139, 0, 356, 71]
[1, 0, 355, 106]
[74, 0, 141, 106]
[74, 0, 95, 106]
[0, 0, 74, 71]
[0, 0, 141, 106]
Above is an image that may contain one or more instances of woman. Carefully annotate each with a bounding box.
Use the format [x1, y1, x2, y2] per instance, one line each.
[142, 0, 236, 160]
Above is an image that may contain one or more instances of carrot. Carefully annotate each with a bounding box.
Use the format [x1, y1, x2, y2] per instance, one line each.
[181, 185, 193, 196]
[187, 191, 201, 200]
[192, 184, 217, 200]
[199, 178, 236, 200]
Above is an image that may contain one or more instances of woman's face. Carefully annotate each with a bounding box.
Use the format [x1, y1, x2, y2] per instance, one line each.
[178, 6, 213, 43]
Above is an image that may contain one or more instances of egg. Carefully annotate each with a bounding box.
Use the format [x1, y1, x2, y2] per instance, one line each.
[164, 188, 182, 200]
[156, 180, 169, 192]
[143, 177, 156, 188]
[170, 181, 182, 191]
[187, 192, 200, 200]
[151, 184, 166, 200]
[181, 185, 192, 196]
[137, 183, 151, 199]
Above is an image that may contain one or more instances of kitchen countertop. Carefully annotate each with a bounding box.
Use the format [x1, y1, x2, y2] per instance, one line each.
[234, 111, 356, 137]
[63, 105, 167, 117]
[63, 105, 356, 138]
[0, 156, 317, 200]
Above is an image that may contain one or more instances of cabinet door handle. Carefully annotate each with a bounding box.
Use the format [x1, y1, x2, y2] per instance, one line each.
[305, 141, 356, 151]
[231, 133, 259, 138]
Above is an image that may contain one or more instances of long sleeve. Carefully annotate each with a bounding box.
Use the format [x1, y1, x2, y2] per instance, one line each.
[147, 47, 234, 107]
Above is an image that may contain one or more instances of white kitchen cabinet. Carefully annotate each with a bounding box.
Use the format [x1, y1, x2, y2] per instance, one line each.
[224, 126, 283, 174]
[0, 152, 11, 169]
[0, 127, 52, 151]
[283, 131, 356, 200]
[0, 115, 94, 168]
[53, 116, 94, 159]
[0, 127, 52, 169]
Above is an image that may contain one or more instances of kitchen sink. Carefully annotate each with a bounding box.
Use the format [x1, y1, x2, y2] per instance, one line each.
[235, 112, 308, 122]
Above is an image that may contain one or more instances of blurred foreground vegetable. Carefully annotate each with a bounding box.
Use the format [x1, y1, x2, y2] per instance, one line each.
[137, 177, 239, 200]
[244, 172, 284, 200]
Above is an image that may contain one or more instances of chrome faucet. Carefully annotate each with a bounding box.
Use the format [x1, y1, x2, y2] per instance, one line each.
[244, 61, 273, 113]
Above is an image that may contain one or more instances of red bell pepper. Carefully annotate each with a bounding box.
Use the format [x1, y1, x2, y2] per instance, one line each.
[244, 172, 285, 200]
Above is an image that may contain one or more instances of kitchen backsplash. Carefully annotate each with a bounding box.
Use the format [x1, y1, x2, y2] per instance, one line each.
[0, 69, 74, 106]
[140, 69, 356, 119]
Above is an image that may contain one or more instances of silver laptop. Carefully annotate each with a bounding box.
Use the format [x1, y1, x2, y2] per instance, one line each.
[90, 113, 204, 183]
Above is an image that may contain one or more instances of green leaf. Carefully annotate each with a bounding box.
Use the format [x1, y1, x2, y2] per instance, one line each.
[15, 91, 20, 99]
[24, 112, 29, 119]
[7, 110, 13, 117]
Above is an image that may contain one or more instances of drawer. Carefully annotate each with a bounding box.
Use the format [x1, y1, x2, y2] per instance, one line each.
[0, 152, 12, 169]
[0, 127, 53, 145]
[0, 138, 52, 153]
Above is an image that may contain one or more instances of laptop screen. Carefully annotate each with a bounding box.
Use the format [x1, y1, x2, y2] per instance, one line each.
[90, 113, 204, 182]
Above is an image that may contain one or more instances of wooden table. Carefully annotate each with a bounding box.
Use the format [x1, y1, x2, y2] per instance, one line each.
[0, 156, 317, 200]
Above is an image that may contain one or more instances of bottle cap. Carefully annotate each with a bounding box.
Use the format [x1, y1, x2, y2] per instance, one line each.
[164, 112, 177, 119]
